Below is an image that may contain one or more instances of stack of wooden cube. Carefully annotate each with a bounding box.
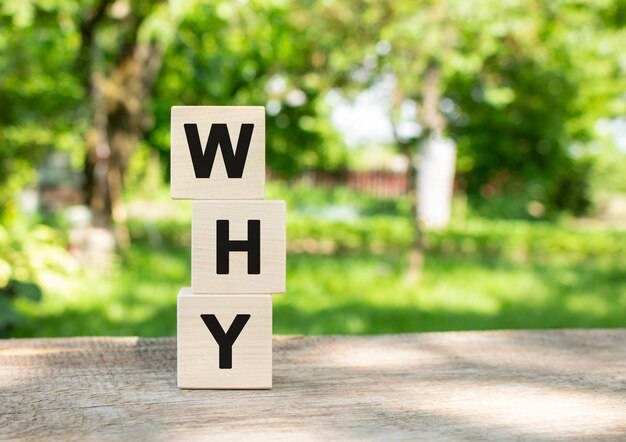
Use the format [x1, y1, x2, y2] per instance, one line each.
[170, 106, 285, 389]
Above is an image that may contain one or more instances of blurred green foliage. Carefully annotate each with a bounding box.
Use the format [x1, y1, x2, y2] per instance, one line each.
[446, 2, 626, 214]
[149, 1, 347, 176]
[1, 0, 625, 217]
[126, 182, 625, 258]
[0, 223, 79, 337]
[12, 210, 626, 337]
[13, 251, 626, 336]
[5, 183, 626, 337]
[306, 0, 626, 214]
[1, 1, 626, 337]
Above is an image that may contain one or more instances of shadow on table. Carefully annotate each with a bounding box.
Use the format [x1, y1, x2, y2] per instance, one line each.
[1, 329, 624, 439]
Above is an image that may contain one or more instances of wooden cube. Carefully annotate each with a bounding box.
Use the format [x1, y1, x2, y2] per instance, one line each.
[170, 106, 265, 200]
[192, 200, 286, 294]
[177, 288, 272, 389]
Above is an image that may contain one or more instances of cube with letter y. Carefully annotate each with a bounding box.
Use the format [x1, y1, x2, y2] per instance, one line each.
[177, 288, 272, 389]
[192, 200, 286, 294]
[170, 106, 265, 200]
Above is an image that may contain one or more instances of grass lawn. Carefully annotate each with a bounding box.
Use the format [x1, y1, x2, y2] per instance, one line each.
[12, 243, 626, 337]
[9, 183, 626, 337]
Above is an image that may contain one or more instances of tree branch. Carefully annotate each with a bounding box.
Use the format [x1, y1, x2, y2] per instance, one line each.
[421, 61, 446, 138]
[77, 0, 114, 90]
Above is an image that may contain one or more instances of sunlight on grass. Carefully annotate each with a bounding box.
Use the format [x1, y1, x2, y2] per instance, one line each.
[12, 239, 626, 337]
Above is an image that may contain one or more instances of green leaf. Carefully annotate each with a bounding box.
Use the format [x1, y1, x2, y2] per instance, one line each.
[9, 280, 43, 302]
[0, 259, 11, 287]
[0, 295, 19, 332]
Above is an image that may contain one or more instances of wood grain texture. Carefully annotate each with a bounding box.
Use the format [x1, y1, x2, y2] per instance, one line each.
[192, 200, 286, 294]
[1, 329, 625, 441]
[177, 288, 272, 389]
[170, 106, 265, 200]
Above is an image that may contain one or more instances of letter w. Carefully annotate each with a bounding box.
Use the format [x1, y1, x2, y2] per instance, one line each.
[184, 123, 254, 178]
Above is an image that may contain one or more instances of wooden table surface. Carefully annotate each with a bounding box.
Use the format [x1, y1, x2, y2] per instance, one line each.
[1, 329, 624, 441]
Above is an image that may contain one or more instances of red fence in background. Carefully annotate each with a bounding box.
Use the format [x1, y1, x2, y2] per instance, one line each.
[270, 170, 411, 198]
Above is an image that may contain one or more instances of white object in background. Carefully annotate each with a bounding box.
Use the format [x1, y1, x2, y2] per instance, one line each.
[417, 136, 457, 229]
[18, 188, 39, 215]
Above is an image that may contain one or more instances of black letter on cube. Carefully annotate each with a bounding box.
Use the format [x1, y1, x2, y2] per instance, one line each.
[216, 220, 261, 274]
[201, 314, 251, 369]
[184, 123, 254, 178]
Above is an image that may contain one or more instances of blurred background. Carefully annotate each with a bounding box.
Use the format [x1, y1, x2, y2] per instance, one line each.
[1, 0, 625, 338]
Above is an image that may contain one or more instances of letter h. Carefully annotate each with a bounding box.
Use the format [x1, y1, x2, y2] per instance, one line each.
[216, 220, 260, 275]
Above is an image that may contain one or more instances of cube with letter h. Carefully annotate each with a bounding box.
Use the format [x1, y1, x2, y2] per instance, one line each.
[192, 200, 285, 294]
[171, 106, 285, 389]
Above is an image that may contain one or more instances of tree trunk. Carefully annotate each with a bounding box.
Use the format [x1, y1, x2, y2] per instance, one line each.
[84, 72, 111, 227]
[419, 61, 457, 229]
[82, 37, 163, 247]
[406, 62, 451, 281]
[78, 1, 165, 248]
[421, 63, 446, 138]
[405, 154, 425, 283]
[390, 82, 424, 283]
[392, 62, 449, 282]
